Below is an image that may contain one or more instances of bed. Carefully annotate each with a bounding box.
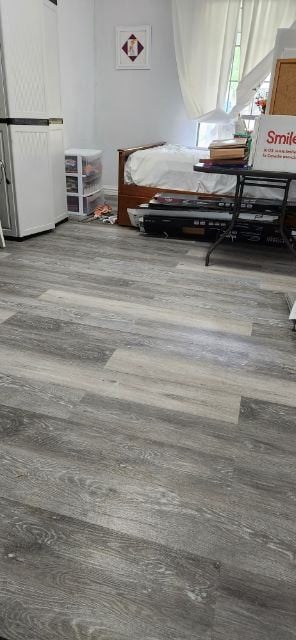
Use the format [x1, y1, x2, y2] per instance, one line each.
[117, 142, 296, 226]
[117, 142, 215, 226]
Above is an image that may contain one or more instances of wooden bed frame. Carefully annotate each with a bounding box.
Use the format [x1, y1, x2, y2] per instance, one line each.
[117, 142, 219, 226]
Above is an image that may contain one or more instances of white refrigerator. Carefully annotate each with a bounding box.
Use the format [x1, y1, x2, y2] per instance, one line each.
[0, 0, 67, 238]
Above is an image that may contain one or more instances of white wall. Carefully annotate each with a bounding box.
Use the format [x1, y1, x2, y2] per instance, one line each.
[58, 0, 96, 149]
[95, 0, 197, 188]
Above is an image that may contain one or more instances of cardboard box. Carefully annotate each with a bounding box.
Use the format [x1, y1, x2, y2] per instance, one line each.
[253, 115, 296, 172]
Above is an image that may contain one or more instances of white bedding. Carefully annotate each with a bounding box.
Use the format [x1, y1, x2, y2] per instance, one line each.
[125, 143, 296, 201]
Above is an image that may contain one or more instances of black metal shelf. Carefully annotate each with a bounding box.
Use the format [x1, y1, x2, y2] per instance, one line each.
[193, 164, 296, 265]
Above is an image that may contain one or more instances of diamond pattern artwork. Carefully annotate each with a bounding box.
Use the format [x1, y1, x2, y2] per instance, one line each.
[117, 26, 151, 69]
[122, 34, 144, 62]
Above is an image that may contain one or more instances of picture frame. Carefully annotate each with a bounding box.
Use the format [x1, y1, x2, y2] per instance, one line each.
[116, 25, 151, 70]
[269, 58, 296, 115]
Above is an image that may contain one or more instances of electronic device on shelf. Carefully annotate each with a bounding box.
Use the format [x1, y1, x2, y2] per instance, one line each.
[149, 193, 296, 214]
[138, 204, 295, 245]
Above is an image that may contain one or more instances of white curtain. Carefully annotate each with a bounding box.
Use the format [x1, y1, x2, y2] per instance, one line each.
[173, 0, 296, 122]
[172, 0, 241, 121]
[234, 0, 296, 114]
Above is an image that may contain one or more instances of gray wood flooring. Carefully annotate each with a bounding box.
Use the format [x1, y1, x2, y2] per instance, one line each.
[0, 221, 296, 639]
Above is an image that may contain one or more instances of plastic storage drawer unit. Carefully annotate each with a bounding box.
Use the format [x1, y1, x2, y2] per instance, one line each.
[65, 148, 103, 215]
[67, 189, 104, 216]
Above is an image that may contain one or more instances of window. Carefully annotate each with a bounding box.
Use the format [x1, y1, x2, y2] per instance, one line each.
[197, 1, 271, 146]
[225, 1, 270, 121]
[240, 74, 271, 127]
[225, 2, 243, 114]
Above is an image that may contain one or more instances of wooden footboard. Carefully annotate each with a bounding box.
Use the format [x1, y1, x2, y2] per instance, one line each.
[118, 142, 166, 226]
[117, 143, 221, 226]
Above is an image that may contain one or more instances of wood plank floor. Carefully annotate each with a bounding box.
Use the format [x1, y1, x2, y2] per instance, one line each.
[0, 221, 296, 640]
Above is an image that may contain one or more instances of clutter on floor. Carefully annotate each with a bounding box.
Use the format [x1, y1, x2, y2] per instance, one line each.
[88, 203, 117, 224]
[69, 202, 117, 225]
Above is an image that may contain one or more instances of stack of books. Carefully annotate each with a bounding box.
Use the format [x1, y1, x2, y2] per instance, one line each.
[200, 138, 249, 168]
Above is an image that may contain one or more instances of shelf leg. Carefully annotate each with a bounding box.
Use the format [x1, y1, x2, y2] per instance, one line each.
[205, 175, 243, 266]
[279, 179, 296, 259]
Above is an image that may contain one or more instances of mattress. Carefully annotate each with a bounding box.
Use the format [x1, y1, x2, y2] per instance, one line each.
[124, 143, 296, 201]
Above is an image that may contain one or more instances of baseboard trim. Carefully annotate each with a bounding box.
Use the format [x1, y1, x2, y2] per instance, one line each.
[104, 185, 118, 197]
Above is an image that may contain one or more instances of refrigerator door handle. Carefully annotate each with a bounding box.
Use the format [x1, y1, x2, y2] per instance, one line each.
[0, 159, 11, 185]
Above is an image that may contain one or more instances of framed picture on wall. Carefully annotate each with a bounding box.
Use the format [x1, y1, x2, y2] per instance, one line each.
[116, 26, 151, 70]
